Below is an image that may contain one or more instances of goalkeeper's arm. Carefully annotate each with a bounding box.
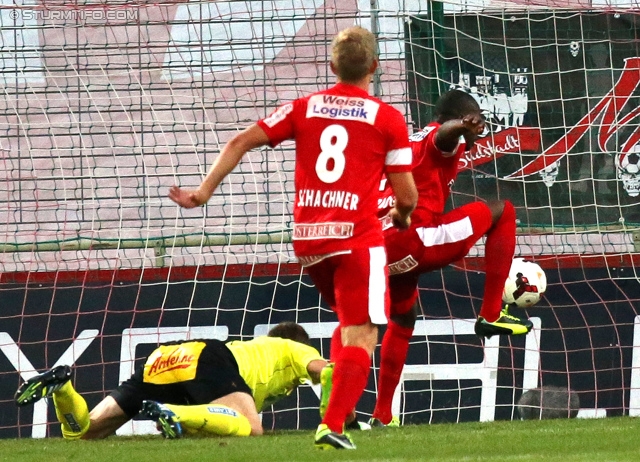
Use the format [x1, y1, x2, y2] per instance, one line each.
[306, 359, 329, 384]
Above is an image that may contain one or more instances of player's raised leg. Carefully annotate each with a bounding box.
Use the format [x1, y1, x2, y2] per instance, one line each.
[474, 200, 533, 338]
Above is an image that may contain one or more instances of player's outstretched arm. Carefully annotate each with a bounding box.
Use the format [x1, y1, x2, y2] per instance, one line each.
[386, 171, 418, 229]
[307, 359, 329, 384]
[169, 124, 270, 208]
[434, 114, 485, 156]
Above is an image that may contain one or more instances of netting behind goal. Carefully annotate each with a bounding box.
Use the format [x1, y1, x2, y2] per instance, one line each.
[1, 0, 639, 438]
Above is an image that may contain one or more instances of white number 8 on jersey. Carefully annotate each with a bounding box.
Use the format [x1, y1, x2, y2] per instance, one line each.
[315, 124, 347, 184]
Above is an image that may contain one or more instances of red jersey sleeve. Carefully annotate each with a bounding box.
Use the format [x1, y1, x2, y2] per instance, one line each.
[408, 124, 437, 166]
[383, 109, 412, 174]
[419, 122, 464, 159]
[256, 100, 298, 147]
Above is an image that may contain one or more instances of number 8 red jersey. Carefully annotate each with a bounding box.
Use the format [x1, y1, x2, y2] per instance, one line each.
[257, 83, 412, 257]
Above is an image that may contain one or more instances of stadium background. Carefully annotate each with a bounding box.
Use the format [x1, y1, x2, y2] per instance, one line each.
[0, 0, 639, 438]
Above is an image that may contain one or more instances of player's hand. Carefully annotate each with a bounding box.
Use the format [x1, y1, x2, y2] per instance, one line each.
[461, 114, 485, 135]
[389, 207, 411, 230]
[168, 185, 208, 208]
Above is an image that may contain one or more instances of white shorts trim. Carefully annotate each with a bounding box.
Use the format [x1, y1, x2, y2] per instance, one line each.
[416, 216, 473, 247]
[368, 246, 388, 325]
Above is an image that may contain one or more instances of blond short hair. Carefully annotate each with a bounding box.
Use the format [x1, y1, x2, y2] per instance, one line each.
[331, 26, 377, 83]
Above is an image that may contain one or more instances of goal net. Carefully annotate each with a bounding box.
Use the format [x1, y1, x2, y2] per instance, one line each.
[1, 0, 639, 438]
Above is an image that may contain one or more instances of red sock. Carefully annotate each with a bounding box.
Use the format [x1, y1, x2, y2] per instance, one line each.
[372, 322, 413, 424]
[480, 201, 516, 322]
[321, 346, 370, 433]
[330, 325, 343, 362]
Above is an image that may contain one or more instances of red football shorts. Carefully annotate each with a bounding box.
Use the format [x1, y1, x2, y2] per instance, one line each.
[302, 246, 389, 326]
[384, 201, 493, 315]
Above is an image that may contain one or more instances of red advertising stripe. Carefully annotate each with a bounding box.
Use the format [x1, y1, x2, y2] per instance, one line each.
[458, 126, 542, 171]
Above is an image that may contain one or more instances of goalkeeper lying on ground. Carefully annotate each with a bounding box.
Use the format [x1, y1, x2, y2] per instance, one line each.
[15, 322, 328, 439]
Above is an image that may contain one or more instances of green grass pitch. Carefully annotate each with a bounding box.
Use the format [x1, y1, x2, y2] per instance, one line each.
[1, 417, 639, 462]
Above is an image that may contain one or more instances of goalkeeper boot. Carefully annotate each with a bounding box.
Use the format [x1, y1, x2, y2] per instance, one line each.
[368, 415, 400, 428]
[141, 400, 183, 439]
[318, 362, 334, 418]
[474, 304, 534, 339]
[15, 365, 72, 406]
[314, 424, 356, 450]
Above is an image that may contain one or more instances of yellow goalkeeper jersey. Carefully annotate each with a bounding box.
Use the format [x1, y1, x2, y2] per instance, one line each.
[226, 336, 323, 411]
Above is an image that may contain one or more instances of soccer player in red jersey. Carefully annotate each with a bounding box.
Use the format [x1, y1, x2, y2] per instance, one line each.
[367, 89, 534, 426]
[168, 26, 418, 449]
